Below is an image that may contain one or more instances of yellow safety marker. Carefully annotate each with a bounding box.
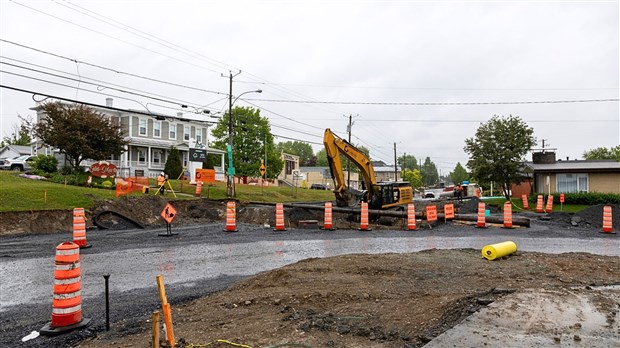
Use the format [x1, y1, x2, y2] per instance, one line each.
[481, 241, 517, 260]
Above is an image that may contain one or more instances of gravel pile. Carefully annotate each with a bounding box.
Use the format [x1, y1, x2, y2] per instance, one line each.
[575, 204, 620, 229]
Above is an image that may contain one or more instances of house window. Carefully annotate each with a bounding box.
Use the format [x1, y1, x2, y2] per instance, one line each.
[556, 173, 588, 193]
[139, 119, 147, 136]
[196, 127, 202, 144]
[169, 123, 176, 140]
[153, 150, 161, 164]
[182, 152, 188, 167]
[137, 149, 146, 163]
[184, 126, 190, 141]
[153, 121, 161, 137]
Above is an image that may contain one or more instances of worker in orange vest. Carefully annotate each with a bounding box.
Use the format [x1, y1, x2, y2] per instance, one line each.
[157, 172, 166, 195]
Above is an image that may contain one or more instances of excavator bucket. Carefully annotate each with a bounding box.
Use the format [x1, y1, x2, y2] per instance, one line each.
[334, 188, 365, 208]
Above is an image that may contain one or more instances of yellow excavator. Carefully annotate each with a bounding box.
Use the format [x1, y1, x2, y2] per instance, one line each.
[323, 128, 413, 209]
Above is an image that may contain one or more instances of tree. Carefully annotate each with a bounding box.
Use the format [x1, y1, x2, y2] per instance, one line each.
[276, 141, 315, 166]
[397, 154, 418, 171]
[449, 162, 469, 184]
[33, 102, 128, 171]
[464, 115, 535, 200]
[315, 148, 328, 167]
[401, 169, 422, 188]
[420, 157, 439, 186]
[164, 146, 183, 179]
[1, 115, 33, 147]
[583, 146, 620, 161]
[210, 106, 283, 179]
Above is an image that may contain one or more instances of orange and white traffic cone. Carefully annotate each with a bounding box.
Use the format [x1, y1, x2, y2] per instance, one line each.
[407, 203, 416, 230]
[195, 181, 202, 197]
[503, 201, 513, 229]
[322, 202, 335, 230]
[521, 194, 529, 210]
[601, 206, 615, 234]
[40, 242, 91, 335]
[359, 202, 371, 231]
[536, 195, 544, 213]
[224, 201, 238, 232]
[476, 202, 486, 228]
[545, 195, 554, 213]
[72, 208, 90, 249]
[274, 203, 286, 231]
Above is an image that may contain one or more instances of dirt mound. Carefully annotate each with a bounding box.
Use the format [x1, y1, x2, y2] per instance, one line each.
[575, 204, 620, 229]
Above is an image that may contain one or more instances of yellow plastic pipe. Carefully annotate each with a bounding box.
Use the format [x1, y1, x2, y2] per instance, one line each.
[481, 241, 517, 260]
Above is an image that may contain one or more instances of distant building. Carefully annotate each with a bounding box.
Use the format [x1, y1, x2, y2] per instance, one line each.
[0, 144, 31, 159]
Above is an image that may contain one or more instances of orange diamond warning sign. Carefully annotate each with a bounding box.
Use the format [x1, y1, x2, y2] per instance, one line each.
[259, 163, 266, 177]
[161, 203, 177, 224]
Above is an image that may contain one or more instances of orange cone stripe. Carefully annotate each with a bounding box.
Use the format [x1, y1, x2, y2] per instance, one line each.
[602, 206, 613, 232]
[324, 202, 333, 229]
[504, 202, 513, 228]
[407, 204, 416, 230]
[51, 242, 84, 328]
[477, 203, 486, 227]
[225, 202, 236, 231]
[360, 202, 369, 230]
[275, 203, 286, 230]
[536, 195, 543, 213]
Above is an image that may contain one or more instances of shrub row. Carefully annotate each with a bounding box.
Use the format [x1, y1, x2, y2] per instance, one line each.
[530, 192, 620, 205]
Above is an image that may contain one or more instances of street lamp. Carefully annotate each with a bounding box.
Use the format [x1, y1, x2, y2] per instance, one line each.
[227, 89, 262, 197]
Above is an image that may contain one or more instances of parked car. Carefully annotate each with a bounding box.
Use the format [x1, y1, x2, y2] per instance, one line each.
[310, 183, 328, 190]
[2, 155, 36, 171]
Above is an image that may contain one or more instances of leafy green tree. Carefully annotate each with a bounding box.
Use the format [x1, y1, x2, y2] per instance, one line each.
[276, 141, 315, 166]
[397, 154, 418, 171]
[420, 157, 439, 186]
[31, 154, 58, 175]
[33, 102, 128, 171]
[210, 106, 283, 179]
[164, 146, 183, 179]
[464, 115, 535, 200]
[583, 146, 620, 161]
[1, 115, 33, 147]
[402, 169, 422, 188]
[315, 148, 328, 167]
[449, 162, 469, 184]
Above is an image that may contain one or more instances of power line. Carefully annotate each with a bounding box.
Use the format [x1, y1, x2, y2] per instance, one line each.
[244, 97, 620, 106]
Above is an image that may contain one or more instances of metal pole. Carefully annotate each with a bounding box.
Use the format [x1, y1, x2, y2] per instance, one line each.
[347, 114, 352, 188]
[393, 142, 397, 181]
[103, 274, 110, 331]
[227, 71, 233, 197]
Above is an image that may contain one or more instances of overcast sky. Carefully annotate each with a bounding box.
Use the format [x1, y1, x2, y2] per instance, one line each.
[1, 0, 618, 175]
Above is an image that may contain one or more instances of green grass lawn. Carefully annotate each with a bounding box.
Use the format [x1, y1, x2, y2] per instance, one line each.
[0, 171, 334, 212]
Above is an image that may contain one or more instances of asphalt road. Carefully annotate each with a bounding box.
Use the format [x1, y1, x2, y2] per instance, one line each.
[1, 220, 618, 347]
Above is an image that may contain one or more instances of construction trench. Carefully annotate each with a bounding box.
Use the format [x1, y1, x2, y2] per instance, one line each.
[0, 197, 619, 348]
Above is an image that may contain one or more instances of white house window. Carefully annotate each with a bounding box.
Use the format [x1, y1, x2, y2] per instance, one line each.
[557, 173, 588, 193]
[196, 127, 202, 144]
[137, 149, 146, 163]
[139, 119, 147, 136]
[153, 121, 161, 137]
[153, 150, 162, 164]
[184, 126, 190, 141]
[169, 123, 176, 140]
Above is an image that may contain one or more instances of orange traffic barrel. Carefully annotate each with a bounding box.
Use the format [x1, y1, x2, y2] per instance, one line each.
[40, 242, 91, 336]
[536, 195, 543, 213]
[72, 208, 90, 249]
[503, 201, 513, 229]
[521, 194, 529, 210]
[407, 203, 416, 230]
[322, 202, 335, 230]
[224, 201, 238, 232]
[444, 203, 455, 221]
[359, 202, 371, 231]
[195, 181, 202, 197]
[602, 206, 615, 234]
[274, 203, 286, 231]
[545, 195, 554, 213]
[476, 202, 486, 228]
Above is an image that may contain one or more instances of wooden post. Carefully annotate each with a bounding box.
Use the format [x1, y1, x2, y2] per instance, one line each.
[155, 275, 175, 347]
[151, 311, 160, 348]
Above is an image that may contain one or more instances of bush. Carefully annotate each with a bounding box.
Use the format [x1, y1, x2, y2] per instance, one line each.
[49, 172, 89, 186]
[59, 165, 75, 175]
[530, 192, 620, 205]
[31, 154, 58, 176]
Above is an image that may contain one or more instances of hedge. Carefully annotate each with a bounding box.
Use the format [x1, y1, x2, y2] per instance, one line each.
[530, 192, 620, 205]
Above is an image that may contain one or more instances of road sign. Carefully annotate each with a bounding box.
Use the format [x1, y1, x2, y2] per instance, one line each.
[160, 203, 177, 224]
[259, 163, 266, 177]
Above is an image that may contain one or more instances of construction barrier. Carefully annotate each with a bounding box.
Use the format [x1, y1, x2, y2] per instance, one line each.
[536, 195, 544, 213]
[602, 206, 614, 233]
[322, 202, 335, 230]
[195, 181, 202, 197]
[116, 177, 150, 197]
[224, 201, 238, 232]
[521, 194, 529, 210]
[476, 202, 486, 228]
[482, 241, 517, 260]
[503, 201, 513, 229]
[407, 204, 416, 230]
[40, 242, 91, 335]
[72, 208, 90, 249]
[545, 195, 554, 213]
[426, 205, 437, 223]
[274, 203, 286, 231]
[359, 202, 370, 231]
[444, 203, 455, 221]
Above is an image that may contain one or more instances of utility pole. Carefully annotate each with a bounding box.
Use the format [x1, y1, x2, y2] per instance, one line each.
[393, 142, 397, 181]
[225, 70, 241, 197]
[346, 114, 355, 187]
